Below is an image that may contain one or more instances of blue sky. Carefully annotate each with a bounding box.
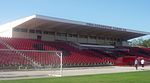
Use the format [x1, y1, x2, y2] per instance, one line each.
[0, 0, 150, 38]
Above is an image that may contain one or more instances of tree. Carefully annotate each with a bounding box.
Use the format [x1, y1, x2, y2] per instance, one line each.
[130, 38, 150, 47]
[141, 39, 150, 47]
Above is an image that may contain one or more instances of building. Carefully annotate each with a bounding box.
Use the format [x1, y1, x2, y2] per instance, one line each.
[0, 15, 149, 46]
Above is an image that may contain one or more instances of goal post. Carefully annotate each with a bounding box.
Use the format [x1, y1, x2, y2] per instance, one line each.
[56, 51, 63, 76]
[0, 49, 63, 77]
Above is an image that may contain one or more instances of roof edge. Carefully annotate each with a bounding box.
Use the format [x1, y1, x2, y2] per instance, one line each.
[33, 14, 150, 35]
[1, 14, 150, 36]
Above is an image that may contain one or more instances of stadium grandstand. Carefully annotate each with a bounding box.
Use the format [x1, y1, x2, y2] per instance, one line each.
[0, 14, 150, 72]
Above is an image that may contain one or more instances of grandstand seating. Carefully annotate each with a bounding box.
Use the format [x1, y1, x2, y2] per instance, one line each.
[0, 37, 150, 69]
[114, 46, 150, 66]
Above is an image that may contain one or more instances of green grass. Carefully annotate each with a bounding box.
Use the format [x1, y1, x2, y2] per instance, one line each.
[0, 71, 150, 83]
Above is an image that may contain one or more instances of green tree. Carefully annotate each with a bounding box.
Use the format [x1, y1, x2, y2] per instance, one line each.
[141, 39, 150, 47]
[130, 38, 150, 47]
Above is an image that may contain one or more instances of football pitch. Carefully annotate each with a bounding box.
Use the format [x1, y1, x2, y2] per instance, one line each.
[0, 70, 150, 83]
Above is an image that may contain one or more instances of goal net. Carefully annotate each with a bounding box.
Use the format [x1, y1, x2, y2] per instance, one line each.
[0, 49, 63, 77]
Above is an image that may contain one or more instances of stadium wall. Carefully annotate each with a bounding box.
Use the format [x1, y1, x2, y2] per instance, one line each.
[0, 23, 125, 46]
[12, 28, 122, 46]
